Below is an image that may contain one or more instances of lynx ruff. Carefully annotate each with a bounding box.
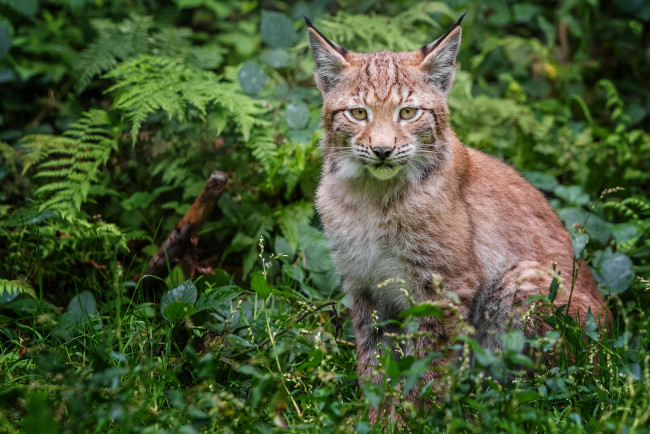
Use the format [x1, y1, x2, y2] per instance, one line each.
[306, 15, 609, 412]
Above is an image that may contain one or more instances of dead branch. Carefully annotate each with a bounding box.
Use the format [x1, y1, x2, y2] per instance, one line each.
[139, 170, 228, 292]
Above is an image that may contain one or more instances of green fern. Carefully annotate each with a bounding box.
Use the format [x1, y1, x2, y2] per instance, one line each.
[246, 132, 278, 174]
[315, 3, 457, 52]
[29, 109, 117, 212]
[0, 278, 36, 304]
[105, 55, 269, 144]
[4, 110, 129, 252]
[74, 15, 208, 93]
[603, 197, 650, 220]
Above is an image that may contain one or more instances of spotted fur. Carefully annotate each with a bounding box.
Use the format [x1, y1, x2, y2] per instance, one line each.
[306, 16, 609, 421]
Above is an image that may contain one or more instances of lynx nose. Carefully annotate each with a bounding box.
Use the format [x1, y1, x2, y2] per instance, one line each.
[372, 146, 393, 160]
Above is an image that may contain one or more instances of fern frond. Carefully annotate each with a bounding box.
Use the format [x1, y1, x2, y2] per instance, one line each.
[0, 278, 36, 304]
[246, 133, 278, 173]
[315, 3, 457, 52]
[105, 55, 269, 144]
[603, 197, 650, 220]
[74, 15, 197, 93]
[20, 110, 117, 214]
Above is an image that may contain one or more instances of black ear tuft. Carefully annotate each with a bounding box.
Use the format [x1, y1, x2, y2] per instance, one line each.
[420, 12, 467, 57]
[456, 11, 468, 26]
[303, 15, 313, 28]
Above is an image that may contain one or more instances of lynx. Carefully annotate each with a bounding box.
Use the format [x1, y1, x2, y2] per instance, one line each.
[305, 15, 609, 420]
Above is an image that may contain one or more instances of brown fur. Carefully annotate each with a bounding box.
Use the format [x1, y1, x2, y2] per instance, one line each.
[306, 17, 609, 422]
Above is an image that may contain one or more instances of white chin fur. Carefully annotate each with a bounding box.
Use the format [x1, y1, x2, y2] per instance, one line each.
[367, 165, 403, 180]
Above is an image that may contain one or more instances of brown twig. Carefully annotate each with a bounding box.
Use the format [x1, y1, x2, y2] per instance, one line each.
[139, 170, 228, 292]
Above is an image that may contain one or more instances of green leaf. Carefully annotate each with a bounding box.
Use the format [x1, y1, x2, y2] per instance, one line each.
[554, 185, 590, 206]
[2, 208, 59, 227]
[54, 292, 103, 339]
[161, 280, 197, 320]
[260, 10, 297, 48]
[250, 272, 272, 300]
[557, 208, 612, 245]
[513, 4, 542, 23]
[285, 102, 310, 130]
[0, 21, 11, 61]
[593, 250, 634, 295]
[585, 308, 599, 341]
[523, 171, 558, 192]
[399, 302, 443, 319]
[195, 285, 240, 311]
[259, 48, 291, 68]
[0, 279, 36, 304]
[360, 382, 383, 410]
[548, 276, 560, 303]
[163, 301, 196, 322]
[0, 0, 38, 19]
[571, 233, 589, 259]
[68, 291, 97, 315]
[297, 225, 333, 273]
[501, 329, 525, 354]
[238, 61, 267, 95]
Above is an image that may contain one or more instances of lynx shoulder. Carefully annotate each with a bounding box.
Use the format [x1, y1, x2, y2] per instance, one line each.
[305, 15, 609, 419]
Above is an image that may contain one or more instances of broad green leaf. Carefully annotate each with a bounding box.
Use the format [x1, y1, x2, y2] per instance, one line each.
[161, 280, 197, 319]
[260, 10, 297, 48]
[163, 301, 196, 322]
[571, 233, 589, 258]
[250, 272, 272, 299]
[195, 285, 240, 311]
[593, 250, 634, 295]
[274, 236, 295, 261]
[285, 101, 310, 130]
[68, 291, 97, 315]
[501, 329, 525, 354]
[310, 268, 341, 296]
[238, 61, 267, 95]
[554, 185, 590, 206]
[54, 292, 103, 339]
[611, 222, 641, 244]
[259, 48, 291, 68]
[298, 224, 333, 272]
[523, 171, 558, 192]
[557, 208, 612, 245]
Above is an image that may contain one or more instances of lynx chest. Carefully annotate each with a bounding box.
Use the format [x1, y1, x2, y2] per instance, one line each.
[322, 207, 422, 313]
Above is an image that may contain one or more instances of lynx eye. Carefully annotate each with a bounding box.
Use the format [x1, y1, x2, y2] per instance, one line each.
[349, 108, 367, 120]
[399, 107, 418, 120]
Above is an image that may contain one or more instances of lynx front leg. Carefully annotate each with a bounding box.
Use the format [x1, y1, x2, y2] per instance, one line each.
[351, 288, 412, 424]
[350, 290, 388, 424]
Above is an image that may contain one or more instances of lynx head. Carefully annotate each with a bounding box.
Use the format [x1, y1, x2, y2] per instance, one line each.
[306, 15, 464, 184]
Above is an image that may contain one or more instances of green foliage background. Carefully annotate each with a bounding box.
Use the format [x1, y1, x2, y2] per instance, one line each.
[0, 0, 649, 432]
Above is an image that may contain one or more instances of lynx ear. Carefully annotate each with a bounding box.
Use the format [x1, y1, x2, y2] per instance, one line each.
[304, 16, 349, 93]
[419, 13, 466, 94]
